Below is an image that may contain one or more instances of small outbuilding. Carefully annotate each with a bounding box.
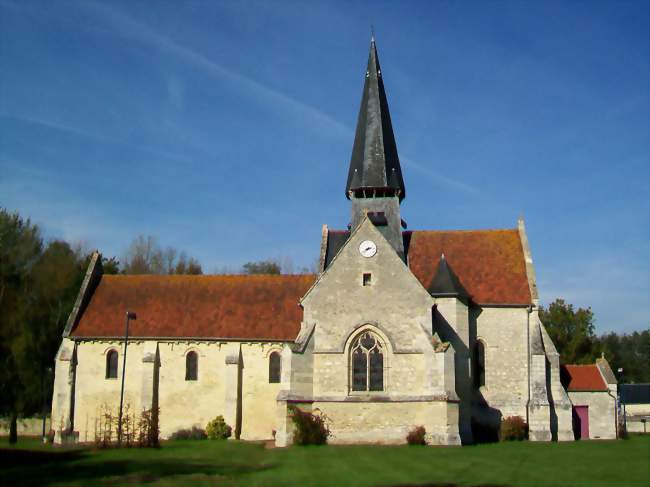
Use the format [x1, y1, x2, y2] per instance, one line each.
[561, 360, 617, 440]
[620, 384, 650, 434]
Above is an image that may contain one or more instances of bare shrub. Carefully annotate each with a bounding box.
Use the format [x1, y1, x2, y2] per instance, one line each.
[406, 425, 427, 445]
[500, 416, 528, 441]
[290, 406, 330, 445]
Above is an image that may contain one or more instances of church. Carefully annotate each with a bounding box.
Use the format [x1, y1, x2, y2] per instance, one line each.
[51, 38, 574, 446]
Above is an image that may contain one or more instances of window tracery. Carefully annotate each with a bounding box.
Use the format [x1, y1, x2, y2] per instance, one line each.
[350, 331, 384, 391]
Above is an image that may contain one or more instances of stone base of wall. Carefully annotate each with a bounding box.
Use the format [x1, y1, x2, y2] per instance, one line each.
[276, 400, 460, 446]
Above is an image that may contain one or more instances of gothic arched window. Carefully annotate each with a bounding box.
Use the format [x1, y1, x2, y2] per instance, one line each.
[350, 331, 384, 392]
[473, 340, 486, 388]
[106, 350, 118, 379]
[269, 351, 281, 383]
[185, 351, 198, 381]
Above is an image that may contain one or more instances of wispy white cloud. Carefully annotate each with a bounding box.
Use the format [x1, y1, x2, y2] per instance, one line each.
[0, 113, 116, 143]
[80, 1, 352, 138]
[401, 156, 479, 194]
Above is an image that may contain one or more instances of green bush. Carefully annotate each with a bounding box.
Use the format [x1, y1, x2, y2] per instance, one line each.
[406, 425, 427, 445]
[290, 406, 330, 445]
[170, 426, 207, 440]
[500, 416, 528, 441]
[206, 415, 232, 440]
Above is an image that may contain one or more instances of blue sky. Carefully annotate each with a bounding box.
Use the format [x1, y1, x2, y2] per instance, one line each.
[1, 0, 648, 333]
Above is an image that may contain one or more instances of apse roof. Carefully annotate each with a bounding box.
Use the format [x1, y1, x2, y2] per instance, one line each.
[428, 254, 469, 298]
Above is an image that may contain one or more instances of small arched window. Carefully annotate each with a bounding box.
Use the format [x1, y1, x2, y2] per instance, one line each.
[473, 340, 486, 388]
[106, 350, 118, 379]
[185, 351, 198, 381]
[269, 351, 281, 383]
[350, 331, 384, 392]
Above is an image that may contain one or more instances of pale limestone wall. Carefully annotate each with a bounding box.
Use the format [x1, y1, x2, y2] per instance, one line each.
[302, 219, 437, 400]
[569, 391, 617, 439]
[315, 400, 459, 445]
[156, 341, 226, 439]
[239, 343, 285, 440]
[624, 404, 650, 433]
[0, 416, 50, 436]
[434, 297, 472, 442]
[302, 219, 434, 357]
[73, 341, 146, 442]
[473, 306, 529, 419]
[294, 219, 460, 445]
[51, 338, 76, 441]
[59, 339, 288, 443]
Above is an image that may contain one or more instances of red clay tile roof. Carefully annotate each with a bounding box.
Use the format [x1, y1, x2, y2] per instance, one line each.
[71, 274, 315, 340]
[562, 365, 608, 392]
[406, 229, 531, 305]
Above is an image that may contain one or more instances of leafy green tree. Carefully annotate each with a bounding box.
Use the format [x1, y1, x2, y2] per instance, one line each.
[539, 299, 598, 364]
[0, 209, 43, 443]
[598, 329, 650, 383]
[242, 260, 281, 275]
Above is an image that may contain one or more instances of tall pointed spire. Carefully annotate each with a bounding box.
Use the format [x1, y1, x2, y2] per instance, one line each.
[346, 36, 405, 201]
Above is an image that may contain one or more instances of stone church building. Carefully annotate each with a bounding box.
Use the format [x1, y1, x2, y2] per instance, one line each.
[52, 38, 574, 445]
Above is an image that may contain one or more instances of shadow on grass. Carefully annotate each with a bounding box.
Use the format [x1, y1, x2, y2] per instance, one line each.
[0, 447, 275, 486]
[394, 484, 508, 487]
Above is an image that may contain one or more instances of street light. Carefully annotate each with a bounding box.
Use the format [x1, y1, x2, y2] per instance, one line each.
[117, 311, 136, 445]
[617, 367, 626, 437]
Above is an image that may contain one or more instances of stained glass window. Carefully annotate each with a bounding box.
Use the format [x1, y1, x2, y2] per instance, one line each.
[350, 331, 384, 392]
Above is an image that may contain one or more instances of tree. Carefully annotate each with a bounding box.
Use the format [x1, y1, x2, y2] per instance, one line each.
[539, 299, 597, 364]
[598, 329, 650, 383]
[0, 210, 43, 443]
[0, 209, 100, 443]
[242, 260, 281, 275]
[121, 235, 202, 275]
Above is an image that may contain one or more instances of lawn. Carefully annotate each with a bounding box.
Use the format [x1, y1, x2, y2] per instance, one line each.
[1, 435, 648, 487]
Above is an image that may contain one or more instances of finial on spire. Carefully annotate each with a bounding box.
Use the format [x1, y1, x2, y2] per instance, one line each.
[370, 25, 375, 43]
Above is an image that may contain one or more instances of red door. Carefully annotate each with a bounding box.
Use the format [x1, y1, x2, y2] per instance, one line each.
[573, 406, 589, 439]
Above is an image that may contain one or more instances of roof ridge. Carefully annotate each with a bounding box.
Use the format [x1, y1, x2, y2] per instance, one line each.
[409, 228, 518, 234]
[103, 274, 317, 279]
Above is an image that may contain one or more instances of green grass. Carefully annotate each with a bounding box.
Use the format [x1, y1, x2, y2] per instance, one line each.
[1, 435, 649, 487]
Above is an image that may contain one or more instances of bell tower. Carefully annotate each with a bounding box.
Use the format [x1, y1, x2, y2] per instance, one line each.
[346, 36, 406, 258]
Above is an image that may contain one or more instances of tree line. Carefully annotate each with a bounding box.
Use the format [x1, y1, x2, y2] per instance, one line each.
[539, 299, 650, 383]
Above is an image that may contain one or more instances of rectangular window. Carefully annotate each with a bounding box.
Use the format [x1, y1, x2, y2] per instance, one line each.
[362, 273, 372, 286]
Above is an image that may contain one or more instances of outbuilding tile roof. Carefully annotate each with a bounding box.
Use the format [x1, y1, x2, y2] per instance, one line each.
[561, 364, 608, 392]
[406, 229, 532, 305]
[70, 274, 315, 340]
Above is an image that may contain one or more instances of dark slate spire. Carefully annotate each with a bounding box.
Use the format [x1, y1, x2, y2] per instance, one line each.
[429, 254, 469, 299]
[346, 36, 405, 201]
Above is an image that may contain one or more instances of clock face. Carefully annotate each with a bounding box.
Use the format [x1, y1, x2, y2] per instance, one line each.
[359, 240, 377, 258]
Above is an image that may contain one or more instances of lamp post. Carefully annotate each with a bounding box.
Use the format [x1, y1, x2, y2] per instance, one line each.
[617, 367, 625, 437]
[117, 311, 136, 445]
